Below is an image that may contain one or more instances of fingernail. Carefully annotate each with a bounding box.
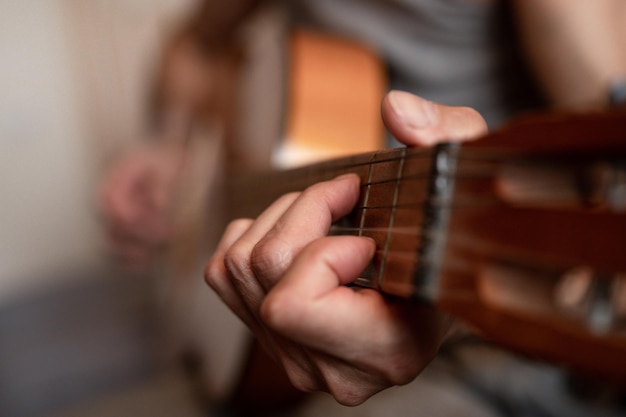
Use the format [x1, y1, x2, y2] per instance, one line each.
[335, 173, 360, 182]
[388, 90, 438, 129]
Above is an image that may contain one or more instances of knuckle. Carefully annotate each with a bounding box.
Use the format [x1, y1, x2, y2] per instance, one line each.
[204, 218, 254, 289]
[203, 257, 222, 290]
[250, 237, 292, 282]
[223, 241, 252, 282]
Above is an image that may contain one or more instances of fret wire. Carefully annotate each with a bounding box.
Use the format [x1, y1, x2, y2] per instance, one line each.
[358, 153, 377, 237]
[378, 148, 407, 286]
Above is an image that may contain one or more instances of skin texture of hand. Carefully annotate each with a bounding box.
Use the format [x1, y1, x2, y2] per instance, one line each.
[100, 143, 186, 270]
[204, 91, 488, 405]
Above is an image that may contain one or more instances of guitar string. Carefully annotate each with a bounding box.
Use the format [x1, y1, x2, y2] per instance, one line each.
[329, 223, 577, 298]
[237, 171, 530, 205]
[238, 139, 595, 186]
[251, 148, 551, 186]
[248, 158, 582, 200]
[268, 151, 568, 181]
[231, 151, 608, 228]
[240, 133, 626, 311]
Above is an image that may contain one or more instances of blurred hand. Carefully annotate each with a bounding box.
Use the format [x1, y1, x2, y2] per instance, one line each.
[204, 91, 487, 405]
[100, 142, 187, 270]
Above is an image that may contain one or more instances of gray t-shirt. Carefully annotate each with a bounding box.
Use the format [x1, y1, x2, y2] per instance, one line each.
[289, 0, 544, 128]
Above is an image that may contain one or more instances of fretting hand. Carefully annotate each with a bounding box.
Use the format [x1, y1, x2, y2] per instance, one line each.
[204, 91, 487, 405]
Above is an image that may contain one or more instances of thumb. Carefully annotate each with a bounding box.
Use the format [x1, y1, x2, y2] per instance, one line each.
[381, 90, 488, 147]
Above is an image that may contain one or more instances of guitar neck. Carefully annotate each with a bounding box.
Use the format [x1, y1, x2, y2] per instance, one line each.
[223, 110, 626, 381]
[225, 146, 437, 219]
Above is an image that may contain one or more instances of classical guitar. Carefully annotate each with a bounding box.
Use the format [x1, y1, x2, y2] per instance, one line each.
[167, 27, 626, 407]
[228, 108, 626, 383]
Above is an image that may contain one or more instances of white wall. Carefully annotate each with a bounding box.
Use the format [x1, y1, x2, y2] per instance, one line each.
[0, 0, 195, 303]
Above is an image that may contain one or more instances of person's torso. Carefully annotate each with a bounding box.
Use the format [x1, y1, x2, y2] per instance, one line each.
[288, 0, 544, 127]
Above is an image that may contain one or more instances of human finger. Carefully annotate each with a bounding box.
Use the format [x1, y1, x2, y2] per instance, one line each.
[223, 192, 301, 311]
[381, 90, 488, 146]
[261, 236, 381, 353]
[206, 218, 322, 381]
[262, 236, 441, 382]
[205, 218, 260, 328]
[251, 174, 361, 291]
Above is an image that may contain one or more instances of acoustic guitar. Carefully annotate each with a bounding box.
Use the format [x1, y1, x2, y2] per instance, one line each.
[228, 108, 626, 384]
[168, 27, 626, 409]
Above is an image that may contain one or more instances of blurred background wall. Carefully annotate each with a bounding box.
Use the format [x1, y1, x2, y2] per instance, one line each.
[0, 0, 195, 300]
[0, 1, 204, 416]
[0, 0, 99, 302]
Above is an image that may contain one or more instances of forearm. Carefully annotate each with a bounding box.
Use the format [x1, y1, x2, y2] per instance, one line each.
[187, 0, 264, 48]
[512, 0, 626, 110]
[149, 0, 265, 145]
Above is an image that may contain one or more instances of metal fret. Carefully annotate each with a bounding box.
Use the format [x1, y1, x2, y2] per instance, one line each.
[351, 153, 380, 288]
[378, 148, 407, 287]
[358, 153, 377, 237]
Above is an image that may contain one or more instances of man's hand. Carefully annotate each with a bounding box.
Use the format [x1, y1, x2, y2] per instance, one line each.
[100, 143, 186, 270]
[204, 91, 488, 405]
